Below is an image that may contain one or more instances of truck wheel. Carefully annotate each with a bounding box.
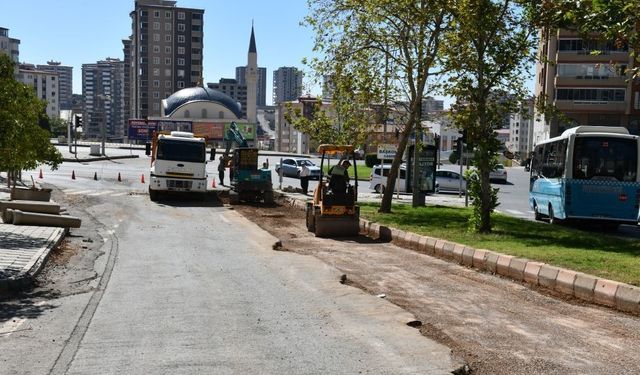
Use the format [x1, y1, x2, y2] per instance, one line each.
[149, 188, 159, 202]
[306, 204, 315, 232]
[263, 191, 274, 204]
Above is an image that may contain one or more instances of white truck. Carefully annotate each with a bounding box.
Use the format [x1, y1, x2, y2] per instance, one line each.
[147, 131, 211, 201]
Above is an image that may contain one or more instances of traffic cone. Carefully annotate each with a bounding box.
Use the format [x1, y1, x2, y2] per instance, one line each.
[117, 173, 122, 182]
[38, 169, 43, 179]
[212, 178, 216, 188]
[94, 172, 98, 181]
[141, 174, 145, 183]
[71, 170, 76, 180]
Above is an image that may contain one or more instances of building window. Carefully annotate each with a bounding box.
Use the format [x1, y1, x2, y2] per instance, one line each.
[192, 37, 201, 43]
[165, 34, 172, 42]
[178, 81, 185, 88]
[153, 80, 160, 87]
[153, 22, 160, 30]
[153, 57, 160, 65]
[165, 81, 172, 88]
[192, 13, 202, 20]
[153, 45, 160, 53]
[191, 25, 201, 31]
[165, 92, 171, 98]
[165, 23, 172, 31]
[154, 10, 160, 18]
[165, 46, 171, 53]
[178, 12, 185, 20]
[153, 103, 160, 110]
[165, 11, 171, 18]
[177, 58, 185, 66]
[184, 110, 190, 117]
[218, 111, 224, 119]
[153, 92, 160, 99]
[140, 10, 148, 17]
[556, 88, 625, 102]
[178, 23, 185, 32]
[201, 109, 207, 118]
[153, 33, 160, 42]
[165, 58, 172, 65]
[177, 47, 185, 55]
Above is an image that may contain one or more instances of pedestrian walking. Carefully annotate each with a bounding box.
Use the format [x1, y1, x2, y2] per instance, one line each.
[218, 156, 226, 186]
[300, 163, 310, 194]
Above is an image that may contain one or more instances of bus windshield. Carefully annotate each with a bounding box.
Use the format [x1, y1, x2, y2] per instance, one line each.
[572, 137, 637, 182]
[156, 139, 205, 163]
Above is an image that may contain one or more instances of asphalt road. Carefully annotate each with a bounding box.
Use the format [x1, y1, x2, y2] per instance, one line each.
[1, 154, 458, 374]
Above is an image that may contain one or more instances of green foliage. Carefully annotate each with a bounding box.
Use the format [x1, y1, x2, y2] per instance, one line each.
[464, 168, 499, 231]
[364, 153, 381, 168]
[441, 0, 537, 232]
[448, 152, 458, 165]
[0, 55, 62, 178]
[48, 116, 69, 137]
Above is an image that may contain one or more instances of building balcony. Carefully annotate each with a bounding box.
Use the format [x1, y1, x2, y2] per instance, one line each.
[554, 100, 627, 113]
[556, 52, 629, 64]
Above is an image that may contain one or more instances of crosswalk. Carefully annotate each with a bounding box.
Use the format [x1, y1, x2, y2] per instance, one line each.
[62, 188, 145, 197]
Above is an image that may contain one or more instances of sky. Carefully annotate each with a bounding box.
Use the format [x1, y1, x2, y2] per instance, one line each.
[1, 0, 321, 106]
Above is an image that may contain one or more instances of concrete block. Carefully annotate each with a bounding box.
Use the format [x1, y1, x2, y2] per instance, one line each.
[392, 229, 405, 245]
[484, 251, 499, 273]
[425, 237, 437, 255]
[496, 254, 515, 277]
[417, 236, 428, 254]
[461, 247, 475, 266]
[452, 244, 465, 263]
[472, 249, 489, 269]
[573, 273, 597, 302]
[615, 284, 640, 314]
[409, 234, 421, 251]
[441, 241, 455, 259]
[555, 269, 578, 295]
[594, 279, 621, 307]
[538, 265, 560, 289]
[508, 258, 527, 281]
[523, 262, 544, 285]
[405, 232, 416, 249]
[434, 240, 446, 257]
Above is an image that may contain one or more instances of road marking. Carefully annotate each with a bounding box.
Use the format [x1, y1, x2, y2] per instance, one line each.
[110, 192, 128, 197]
[87, 190, 113, 196]
[65, 190, 92, 195]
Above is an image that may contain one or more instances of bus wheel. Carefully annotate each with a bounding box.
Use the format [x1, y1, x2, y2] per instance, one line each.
[548, 205, 557, 225]
[533, 203, 542, 221]
[374, 184, 385, 193]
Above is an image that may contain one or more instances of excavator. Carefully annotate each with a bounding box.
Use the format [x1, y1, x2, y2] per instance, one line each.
[305, 144, 360, 237]
[222, 122, 273, 204]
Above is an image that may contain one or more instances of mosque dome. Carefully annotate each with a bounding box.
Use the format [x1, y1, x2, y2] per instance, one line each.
[163, 86, 242, 119]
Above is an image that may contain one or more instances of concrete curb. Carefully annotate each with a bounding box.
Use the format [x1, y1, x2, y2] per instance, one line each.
[0, 227, 67, 292]
[274, 191, 640, 315]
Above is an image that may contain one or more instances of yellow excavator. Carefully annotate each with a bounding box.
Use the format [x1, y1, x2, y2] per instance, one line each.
[305, 144, 360, 237]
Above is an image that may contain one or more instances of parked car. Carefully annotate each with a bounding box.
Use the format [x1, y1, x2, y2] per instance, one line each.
[435, 169, 467, 193]
[490, 164, 508, 183]
[369, 164, 439, 193]
[275, 158, 322, 180]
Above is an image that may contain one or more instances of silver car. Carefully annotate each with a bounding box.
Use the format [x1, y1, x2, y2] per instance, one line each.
[490, 164, 508, 183]
[435, 169, 467, 193]
[275, 158, 322, 180]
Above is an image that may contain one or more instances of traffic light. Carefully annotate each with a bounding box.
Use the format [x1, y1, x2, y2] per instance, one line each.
[74, 114, 82, 128]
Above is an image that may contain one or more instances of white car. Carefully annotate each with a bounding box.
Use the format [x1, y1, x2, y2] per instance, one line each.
[435, 169, 467, 193]
[490, 164, 508, 183]
[369, 164, 438, 193]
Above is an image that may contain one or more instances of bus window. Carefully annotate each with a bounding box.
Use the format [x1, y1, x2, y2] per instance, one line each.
[572, 137, 637, 181]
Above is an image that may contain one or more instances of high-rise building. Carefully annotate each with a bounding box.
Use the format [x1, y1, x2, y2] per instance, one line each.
[508, 98, 535, 157]
[123, 0, 205, 119]
[322, 75, 335, 101]
[421, 96, 444, 119]
[17, 64, 59, 118]
[236, 66, 266, 106]
[273, 66, 303, 104]
[534, 28, 637, 144]
[36, 61, 73, 110]
[122, 38, 133, 122]
[207, 78, 247, 118]
[82, 58, 126, 140]
[0, 27, 20, 63]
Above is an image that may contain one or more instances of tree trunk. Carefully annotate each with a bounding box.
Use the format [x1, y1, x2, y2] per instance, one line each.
[479, 167, 492, 233]
[379, 112, 416, 213]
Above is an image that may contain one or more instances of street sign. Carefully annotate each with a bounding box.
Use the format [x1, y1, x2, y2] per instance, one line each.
[377, 144, 397, 160]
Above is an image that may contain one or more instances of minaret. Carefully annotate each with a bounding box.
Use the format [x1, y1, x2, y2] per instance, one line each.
[246, 22, 258, 124]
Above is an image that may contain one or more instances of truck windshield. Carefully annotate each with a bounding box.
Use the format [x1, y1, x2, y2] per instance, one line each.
[156, 139, 205, 163]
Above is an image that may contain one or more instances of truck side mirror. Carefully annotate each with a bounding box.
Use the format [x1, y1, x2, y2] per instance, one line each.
[210, 148, 215, 160]
[145, 141, 151, 156]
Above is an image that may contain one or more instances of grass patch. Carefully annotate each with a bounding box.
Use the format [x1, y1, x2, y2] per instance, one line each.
[322, 163, 372, 181]
[360, 202, 640, 286]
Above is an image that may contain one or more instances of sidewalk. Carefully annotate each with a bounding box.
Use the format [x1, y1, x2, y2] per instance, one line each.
[0, 186, 66, 292]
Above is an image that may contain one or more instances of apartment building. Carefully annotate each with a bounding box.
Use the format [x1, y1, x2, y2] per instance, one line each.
[82, 58, 126, 140]
[507, 98, 535, 157]
[236, 66, 266, 107]
[207, 78, 247, 118]
[534, 28, 638, 143]
[17, 64, 59, 118]
[0, 27, 19, 63]
[124, 0, 204, 119]
[36, 61, 73, 110]
[273, 67, 303, 104]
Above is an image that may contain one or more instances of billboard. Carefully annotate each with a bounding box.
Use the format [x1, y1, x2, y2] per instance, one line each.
[127, 119, 192, 141]
[224, 122, 255, 141]
[192, 122, 225, 139]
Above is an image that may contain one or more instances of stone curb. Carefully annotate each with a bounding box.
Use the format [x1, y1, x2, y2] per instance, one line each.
[275, 192, 640, 315]
[0, 227, 67, 292]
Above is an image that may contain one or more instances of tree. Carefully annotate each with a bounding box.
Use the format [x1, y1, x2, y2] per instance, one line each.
[48, 116, 69, 137]
[441, 0, 537, 232]
[0, 54, 62, 186]
[303, 0, 451, 212]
